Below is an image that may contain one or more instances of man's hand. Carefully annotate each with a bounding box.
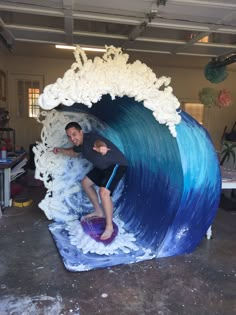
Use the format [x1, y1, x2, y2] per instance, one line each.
[93, 145, 111, 156]
[52, 147, 61, 154]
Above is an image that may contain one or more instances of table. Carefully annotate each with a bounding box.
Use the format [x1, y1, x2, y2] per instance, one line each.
[221, 167, 236, 189]
[206, 166, 236, 239]
[0, 153, 27, 215]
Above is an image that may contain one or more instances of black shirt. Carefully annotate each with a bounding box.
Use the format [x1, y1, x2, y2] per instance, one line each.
[73, 133, 128, 170]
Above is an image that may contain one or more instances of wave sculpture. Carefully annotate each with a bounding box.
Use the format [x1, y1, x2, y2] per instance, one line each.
[34, 46, 221, 271]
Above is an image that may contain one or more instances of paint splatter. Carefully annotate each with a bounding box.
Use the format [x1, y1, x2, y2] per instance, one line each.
[0, 294, 80, 315]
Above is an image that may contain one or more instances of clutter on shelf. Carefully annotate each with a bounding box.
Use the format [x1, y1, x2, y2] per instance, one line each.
[0, 107, 9, 127]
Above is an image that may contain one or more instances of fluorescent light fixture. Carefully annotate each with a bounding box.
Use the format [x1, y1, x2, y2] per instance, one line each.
[55, 44, 106, 52]
[55, 45, 75, 50]
[82, 47, 106, 52]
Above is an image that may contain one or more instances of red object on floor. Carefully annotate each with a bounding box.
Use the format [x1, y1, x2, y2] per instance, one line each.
[10, 183, 24, 198]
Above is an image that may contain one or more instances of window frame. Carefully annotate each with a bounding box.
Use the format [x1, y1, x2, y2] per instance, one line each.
[16, 79, 41, 118]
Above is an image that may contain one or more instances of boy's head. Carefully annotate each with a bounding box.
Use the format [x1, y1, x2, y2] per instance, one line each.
[65, 122, 82, 131]
[65, 122, 83, 146]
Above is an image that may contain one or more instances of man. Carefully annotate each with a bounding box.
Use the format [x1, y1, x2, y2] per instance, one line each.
[53, 122, 128, 240]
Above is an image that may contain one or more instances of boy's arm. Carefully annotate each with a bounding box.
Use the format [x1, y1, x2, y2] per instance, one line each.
[53, 147, 79, 157]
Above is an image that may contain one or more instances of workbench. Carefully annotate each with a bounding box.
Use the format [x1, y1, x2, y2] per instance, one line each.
[0, 153, 27, 215]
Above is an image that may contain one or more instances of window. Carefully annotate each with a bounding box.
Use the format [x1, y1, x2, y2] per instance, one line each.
[17, 80, 40, 118]
[28, 87, 40, 117]
[183, 102, 204, 125]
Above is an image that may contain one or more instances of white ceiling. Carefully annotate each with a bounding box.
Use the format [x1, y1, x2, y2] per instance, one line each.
[0, 0, 236, 61]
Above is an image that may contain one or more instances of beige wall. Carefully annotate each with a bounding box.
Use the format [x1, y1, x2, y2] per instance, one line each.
[0, 51, 7, 70]
[6, 55, 72, 86]
[4, 56, 72, 151]
[152, 65, 236, 150]
[3, 52, 236, 151]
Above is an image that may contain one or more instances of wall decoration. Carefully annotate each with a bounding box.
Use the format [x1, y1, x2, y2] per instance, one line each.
[217, 89, 232, 108]
[204, 53, 236, 83]
[199, 87, 233, 108]
[198, 87, 218, 107]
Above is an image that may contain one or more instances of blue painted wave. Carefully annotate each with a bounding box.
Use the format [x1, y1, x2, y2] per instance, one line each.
[63, 94, 221, 257]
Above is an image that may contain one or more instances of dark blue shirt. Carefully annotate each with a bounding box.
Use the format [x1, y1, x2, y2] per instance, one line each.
[73, 133, 128, 170]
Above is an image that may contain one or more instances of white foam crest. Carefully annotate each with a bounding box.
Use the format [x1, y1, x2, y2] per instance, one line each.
[38, 45, 181, 136]
[66, 218, 140, 256]
[136, 248, 156, 262]
[38, 193, 80, 221]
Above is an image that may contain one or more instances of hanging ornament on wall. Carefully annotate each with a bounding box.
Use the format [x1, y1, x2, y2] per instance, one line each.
[217, 89, 232, 108]
[198, 87, 218, 107]
[204, 53, 236, 83]
[204, 62, 228, 83]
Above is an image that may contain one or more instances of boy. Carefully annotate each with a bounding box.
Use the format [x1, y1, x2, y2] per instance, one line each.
[53, 122, 128, 240]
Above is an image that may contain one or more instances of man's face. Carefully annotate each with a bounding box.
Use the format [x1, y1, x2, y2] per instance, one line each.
[66, 127, 83, 146]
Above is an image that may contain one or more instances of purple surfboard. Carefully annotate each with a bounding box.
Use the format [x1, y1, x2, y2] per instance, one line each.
[81, 217, 118, 245]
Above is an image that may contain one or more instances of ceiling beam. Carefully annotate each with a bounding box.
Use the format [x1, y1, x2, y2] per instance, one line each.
[63, 0, 74, 45]
[0, 18, 14, 51]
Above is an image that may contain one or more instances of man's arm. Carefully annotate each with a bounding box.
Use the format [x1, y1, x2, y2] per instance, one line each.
[53, 147, 79, 157]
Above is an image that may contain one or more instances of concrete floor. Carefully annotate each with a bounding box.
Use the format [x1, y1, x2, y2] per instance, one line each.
[0, 185, 235, 315]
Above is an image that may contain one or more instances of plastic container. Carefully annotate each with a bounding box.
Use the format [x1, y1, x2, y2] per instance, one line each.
[1, 146, 7, 160]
